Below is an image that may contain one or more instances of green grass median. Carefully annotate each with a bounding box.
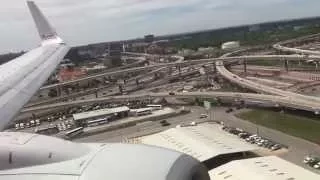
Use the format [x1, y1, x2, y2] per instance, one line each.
[236, 109, 320, 144]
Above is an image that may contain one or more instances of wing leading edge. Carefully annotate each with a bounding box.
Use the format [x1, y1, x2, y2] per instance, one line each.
[0, 1, 69, 130]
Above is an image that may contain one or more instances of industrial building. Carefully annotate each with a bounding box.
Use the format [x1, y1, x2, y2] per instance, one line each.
[73, 106, 130, 126]
[136, 123, 320, 179]
[221, 41, 240, 50]
[209, 156, 319, 180]
[130, 108, 153, 116]
[107, 42, 123, 67]
[138, 123, 258, 169]
[144, 34, 155, 43]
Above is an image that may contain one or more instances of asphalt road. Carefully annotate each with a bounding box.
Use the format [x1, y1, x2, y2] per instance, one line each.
[74, 106, 209, 143]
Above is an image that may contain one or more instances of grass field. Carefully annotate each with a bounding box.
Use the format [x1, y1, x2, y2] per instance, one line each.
[236, 109, 320, 144]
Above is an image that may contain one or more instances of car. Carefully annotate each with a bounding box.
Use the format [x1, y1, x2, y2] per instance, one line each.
[169, 92, 175, 95]
[304, 156, 314, 164]
[271, 144, 281, 151]
[30, 120, 35, 127]
[265, 142, 275, 149]
[238, 132, 250, 139]
[304, 156, 320, 166]
[199, 114, 208, 119]
[225, 108, 233, 113]
[19, 123, 25, 129]
[308, 158, 320, 168]
[190, 122, 197, 126]
[256, 139, 266, 146]
[161, 122, 171, 127]
[15, 124, 20, 130]
[245, 134, 258, 142]
[35, 119, 41, 126]
[160, 120, 167, 124]
[25, 123, 30, 128]
[313, 162, 320, 169]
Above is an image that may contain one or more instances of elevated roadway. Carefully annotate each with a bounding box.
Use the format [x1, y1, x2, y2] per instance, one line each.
[40, 55, 320, 90]
[22, 91, 320, 114]
[215, 62, 320, 113]
[273, 44, 320, 56]
[273, 33, 320, 55]
[26, 67, 200, 107]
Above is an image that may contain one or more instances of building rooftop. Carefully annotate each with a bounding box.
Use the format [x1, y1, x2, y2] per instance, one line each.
[209, 156, 319, 180]
[139, 123, 258, 162]
[130, 108, 153, 113]
[73, 106, 130, 121]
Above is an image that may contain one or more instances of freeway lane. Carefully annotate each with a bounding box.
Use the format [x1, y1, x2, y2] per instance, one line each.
[216, 60, 320, 103]
[40, 54, 320, 90]
[21, 91, 320, 113]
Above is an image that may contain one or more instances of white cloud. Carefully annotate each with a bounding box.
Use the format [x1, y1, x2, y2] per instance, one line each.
[0, 0, 319, 52]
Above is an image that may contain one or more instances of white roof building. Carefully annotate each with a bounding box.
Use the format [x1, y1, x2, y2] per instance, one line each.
[139, 123, 258, 162]
[130, 108, 153, 113]
[221, 41, 240, 50]
[209, 156, 319, 180]
[73, 106, 130, 121]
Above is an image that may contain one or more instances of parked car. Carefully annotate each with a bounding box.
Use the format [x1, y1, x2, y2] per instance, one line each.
[190, 122, 197, 126]
[304, 155, 320, 167]
[238, 132, 250, 139]
[19, 123, 25, 129]
[271, 144, 281, 151]
[199, 114, 208, 119]
[169, 92, 175, 95]
[160, 120, 167, 124]
[35, 119, 41, 126]
[161, 122, 171, 127]
[225, 108, 233, 113]
[15, 124, 20, 130]
[313, 161, 320, 169]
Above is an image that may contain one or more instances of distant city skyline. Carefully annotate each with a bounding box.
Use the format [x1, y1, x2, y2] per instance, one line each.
[1, 0, 320, 53]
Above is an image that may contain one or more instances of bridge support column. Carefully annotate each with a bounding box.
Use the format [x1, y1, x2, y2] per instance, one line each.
[168, 67, 173, 75]
[56, 85, 62, 97]
[213, 63, 216, 73]
[284, 59, 289, 72]
[118, 85, 123, 94]
[178, 65, 181, 76]
[243, 59, 247, 74]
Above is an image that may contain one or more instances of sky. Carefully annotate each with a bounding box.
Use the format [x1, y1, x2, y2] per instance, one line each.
[1, 0, 320, 53]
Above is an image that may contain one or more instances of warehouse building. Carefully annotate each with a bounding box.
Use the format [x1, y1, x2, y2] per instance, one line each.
[138, 123, 258, 169]
[221, 41, 240, 50]
[73, 106, 130, 127]
[209, 156, 319, 180]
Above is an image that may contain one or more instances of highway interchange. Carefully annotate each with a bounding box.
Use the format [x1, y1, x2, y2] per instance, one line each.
[24, 41, 320, 114]
[12, 33, 320, 174]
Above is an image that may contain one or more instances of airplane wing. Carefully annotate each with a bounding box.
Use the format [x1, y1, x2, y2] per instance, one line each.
[0, 1, 69, 130]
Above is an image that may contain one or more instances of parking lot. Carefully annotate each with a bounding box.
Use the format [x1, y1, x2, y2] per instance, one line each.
[214, 107, 320, 174]
[221, 125, 284, 152]
[11, 100, 156, 135]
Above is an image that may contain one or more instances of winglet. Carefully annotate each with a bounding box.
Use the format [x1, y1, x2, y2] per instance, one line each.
[27, 1, 61, 43]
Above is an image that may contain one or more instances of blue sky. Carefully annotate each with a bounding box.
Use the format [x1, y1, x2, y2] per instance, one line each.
[0, 0, 319, 52]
